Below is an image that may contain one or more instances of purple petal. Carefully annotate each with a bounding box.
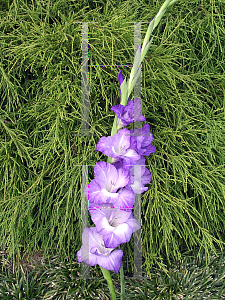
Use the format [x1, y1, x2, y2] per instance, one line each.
[113, 167, 130, 191]
[139, 144, 156, 156]
[141, 167, 152, 186]
[123, 148, 141, 166]
[117, 70, 124, 86]
[103, 211, 141, 248]
[128, 180, 149, 195]
[115, 187, 135, 209]
[84, 178, 118, 204]
[88, 204, 140, 248]
[111, 159, 123, 170]
[125, 156, 152, 194]
[85, 162, 131, 204]
[94, 161, 118, 191]
[84, 179, 102, 203]
[97, 248, 123, 273]
[77, 227, 123, 273]
[112, 128, 131, 155]
[112, 98, 145, 128]
[126, 98, 145, 123]
[129, 123, 156, 157]
[125, 213, 141, 233]
[96, 136, 115, 157]
[96, 128, 131, 158]
[111, 104, 125, 119]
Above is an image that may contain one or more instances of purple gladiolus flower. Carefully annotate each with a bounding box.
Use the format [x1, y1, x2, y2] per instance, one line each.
[77, 227, 123, 273]
[111, 98, 145, 129]
[84, 161, 131, 204]
[129, 123, 156, 156]
[96, 128, 141, 169]
[125, 156, 152, 194]
[88, 203, 141, 248]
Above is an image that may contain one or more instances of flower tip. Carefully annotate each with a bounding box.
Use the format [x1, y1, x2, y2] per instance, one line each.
[117, 70, 124, 86]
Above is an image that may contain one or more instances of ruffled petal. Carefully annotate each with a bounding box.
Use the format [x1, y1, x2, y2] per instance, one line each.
[129, 123, 156, 157]
[94, 161, 118, 191]
[103, 212, 141, 248]
[123, 149, 141, 167]
[88, 204, 133, 248]
[84, 179, 102, 202]
[111, 128, 131, 156]
[110, 187, 135, 209]
[97, 248, 123, 274]
[96, 129, 131, 158]
[113, 167, 130, 191]
[77, 227, 123, 273]
[139, 144, 156, 156]
[96, 136, 115, 158]
[111, 104, 124, 119]
[125, 98, 145, 123]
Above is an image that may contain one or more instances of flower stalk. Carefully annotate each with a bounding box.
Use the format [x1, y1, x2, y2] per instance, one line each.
[120, 262, 125, 300]
[100, 267, 117, 300]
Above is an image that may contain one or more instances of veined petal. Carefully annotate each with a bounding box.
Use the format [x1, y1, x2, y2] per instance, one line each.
[123, 149, 141, 166]
[113, 167, 130, 191]
[89, 204, 132, 248]
[125, 98, 145, 123]
[111, 128, 131, 156]
[126, 215, 141, 233]
[96, 129, 131, 158]
[84, 180, 101, 202]
[103, 212, 141, 248]
[94, 161, 118, 191]
[103, 222, 132, 248]
[112, 98, 145, 127]
[77, 227, 123, 273]
[111, 104, 124, 119]
[97, 248, 123, 274]
[129, 123, 156, 157]
[96, 136, 116, 158]
[110, 188, 135, 209]
[139, 144, 156, 156]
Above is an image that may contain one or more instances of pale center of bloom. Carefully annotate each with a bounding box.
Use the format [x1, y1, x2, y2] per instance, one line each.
[99, 243, 111, 256]
[112, 144, 126, 155]
[101, 188, 118, 198]
[109, 180, 116, 192]
[119, 145, 126, 153]
[109, 216, 118, 227]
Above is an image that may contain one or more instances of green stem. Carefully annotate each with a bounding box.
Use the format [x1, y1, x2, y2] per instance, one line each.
[100, 267, 117, 300]
[120, 262, 125, 300]
[107, 114, 119, 164]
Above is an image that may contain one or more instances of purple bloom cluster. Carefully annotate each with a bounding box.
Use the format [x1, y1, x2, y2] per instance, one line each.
[77, 72, 156, 274]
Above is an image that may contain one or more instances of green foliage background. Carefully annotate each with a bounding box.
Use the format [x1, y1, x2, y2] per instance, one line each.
[0, 0, 224, 278]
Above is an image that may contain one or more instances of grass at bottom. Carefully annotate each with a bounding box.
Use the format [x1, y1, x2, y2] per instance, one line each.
[0, 245, 225, 300]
